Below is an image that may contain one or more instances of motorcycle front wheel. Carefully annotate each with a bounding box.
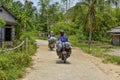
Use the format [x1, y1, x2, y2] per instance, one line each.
[62, 54, 67, 63]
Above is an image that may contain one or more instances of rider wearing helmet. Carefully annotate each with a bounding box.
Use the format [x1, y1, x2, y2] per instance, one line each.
[48, 31, 56, 48]
[58, 30, 68, 42]
[56, 30, 71, 58]
[48, 31, 54, 39]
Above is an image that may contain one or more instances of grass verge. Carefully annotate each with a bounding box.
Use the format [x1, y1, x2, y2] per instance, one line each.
[70, 37, 120, 65]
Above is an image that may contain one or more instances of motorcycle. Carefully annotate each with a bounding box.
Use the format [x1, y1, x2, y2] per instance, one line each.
[49, 38, 56, 51]
[57, 42, 71, 63]
[61, 49, 68, 63]
[49, 41, 55, 50]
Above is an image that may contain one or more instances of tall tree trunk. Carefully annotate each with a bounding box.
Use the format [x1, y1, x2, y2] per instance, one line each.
[88, 22, 92, 52]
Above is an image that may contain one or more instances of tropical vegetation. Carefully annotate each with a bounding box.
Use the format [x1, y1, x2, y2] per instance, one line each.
[0, 0, 120, 79]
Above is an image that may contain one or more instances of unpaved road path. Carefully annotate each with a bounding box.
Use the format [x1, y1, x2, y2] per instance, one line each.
[21, 40, 120, 80]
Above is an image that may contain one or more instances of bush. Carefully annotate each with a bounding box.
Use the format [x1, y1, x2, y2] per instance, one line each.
[69, 35, 79, 46]
[51, 22, 78, 35]
[0, 41, 36, 80]
[20, 30, 39, 42]
[104, 56, 120, 65]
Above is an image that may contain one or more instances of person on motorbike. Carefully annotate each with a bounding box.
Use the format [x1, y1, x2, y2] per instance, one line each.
[48, 31, 56, 48]
[48, 31, 54, 39]
[56, 30, 71, 58]
[58, 30, 68, 42]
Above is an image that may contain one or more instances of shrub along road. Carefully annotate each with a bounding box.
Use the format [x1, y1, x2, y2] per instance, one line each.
[21, 40, 120, 80]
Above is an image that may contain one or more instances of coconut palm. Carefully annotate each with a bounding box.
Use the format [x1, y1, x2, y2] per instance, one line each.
[78, 0, 96, 49]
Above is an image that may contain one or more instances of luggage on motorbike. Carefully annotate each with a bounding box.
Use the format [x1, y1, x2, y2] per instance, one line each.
[64, 42, 71, 49]
[56, 41, 70, 49]
[49, 37, 56, 43]
[56, 41, 62, 51]
[56, 41, 71, 56]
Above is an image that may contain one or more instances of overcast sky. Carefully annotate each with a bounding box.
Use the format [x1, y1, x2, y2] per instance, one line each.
[14, 0, 79, 7]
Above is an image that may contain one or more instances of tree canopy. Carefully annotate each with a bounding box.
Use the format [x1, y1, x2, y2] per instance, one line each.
[0, 0, 120, 42]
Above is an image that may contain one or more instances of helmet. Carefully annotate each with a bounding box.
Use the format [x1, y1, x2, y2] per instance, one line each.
[59, 30, 64, 33]
[50, 31, 53, 34]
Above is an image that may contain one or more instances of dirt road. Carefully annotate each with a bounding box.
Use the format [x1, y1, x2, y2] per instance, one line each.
[21, 40, 120, 80]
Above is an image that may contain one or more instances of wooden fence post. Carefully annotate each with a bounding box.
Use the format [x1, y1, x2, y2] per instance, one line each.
[26, 38, 28, 53]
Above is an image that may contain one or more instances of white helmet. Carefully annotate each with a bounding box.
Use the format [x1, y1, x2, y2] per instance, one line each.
[50, 31, 53, 33]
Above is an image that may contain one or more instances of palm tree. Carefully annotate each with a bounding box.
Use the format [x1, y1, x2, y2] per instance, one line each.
[79, 0, 96, 50]
[25, 0, 28, 5]
[79, 0, 116, 49]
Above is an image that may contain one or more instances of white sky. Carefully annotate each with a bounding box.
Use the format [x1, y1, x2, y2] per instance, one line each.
[14, 0, 79, 7]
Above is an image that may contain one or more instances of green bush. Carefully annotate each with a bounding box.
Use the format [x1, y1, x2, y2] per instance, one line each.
[69, 35, 79, 46]
[0, 41, 36, 80]
[28, 43, 37, 55]
[20, 30, 39, 41]
[0, 52, 32, 80]
[104, 56, 120, 64]
[0, 70, 7, 80]
[51, 22, 78, 35]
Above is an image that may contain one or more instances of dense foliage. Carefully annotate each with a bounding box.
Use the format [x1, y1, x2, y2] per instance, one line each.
[0, 0, 119, 38]
[2, 0, 118, 42]
[0, 0, 37, 79]
[65, 0, 119, 42]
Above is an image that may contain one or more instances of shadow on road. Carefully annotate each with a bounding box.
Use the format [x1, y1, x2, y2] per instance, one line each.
[56, 60, 71, 64]
[48, 49, 56, 51]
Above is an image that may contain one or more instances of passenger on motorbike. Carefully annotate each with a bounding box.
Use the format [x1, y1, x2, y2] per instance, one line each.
[56, 30, 71, 58]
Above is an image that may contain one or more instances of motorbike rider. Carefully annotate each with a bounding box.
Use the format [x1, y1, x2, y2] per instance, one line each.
[58, 30, 68, 42]
[48, 31, 54, 39]
[56, 30, 71, 58]
[48, 31, 56, 48]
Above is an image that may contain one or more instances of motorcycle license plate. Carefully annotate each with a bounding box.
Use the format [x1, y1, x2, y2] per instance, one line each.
[50, 44, 54, 47]
[62, 51, 67, 54]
